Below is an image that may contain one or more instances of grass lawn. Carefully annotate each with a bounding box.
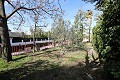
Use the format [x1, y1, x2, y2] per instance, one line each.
[0, 55, 32, 71]
[0, 46, 103, 80]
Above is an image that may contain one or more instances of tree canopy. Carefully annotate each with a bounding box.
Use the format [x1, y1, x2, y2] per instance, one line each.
[90, 0, 120, 79]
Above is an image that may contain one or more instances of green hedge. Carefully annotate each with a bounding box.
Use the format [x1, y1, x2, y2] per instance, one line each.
[92, 0, 120, 79]
[92, 25, 120, 80]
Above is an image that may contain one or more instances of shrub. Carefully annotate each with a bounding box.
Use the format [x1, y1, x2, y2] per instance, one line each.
[92, 24, 120, 79]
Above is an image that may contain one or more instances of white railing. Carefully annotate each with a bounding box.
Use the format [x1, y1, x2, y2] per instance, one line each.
[11, 40, 53, 46]
[0, 40, 54, 55]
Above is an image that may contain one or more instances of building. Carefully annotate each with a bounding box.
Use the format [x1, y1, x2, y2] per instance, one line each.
[0, 31, 53, 56]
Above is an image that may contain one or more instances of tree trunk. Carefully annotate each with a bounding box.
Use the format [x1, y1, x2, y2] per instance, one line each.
[88, 25, 90, 42]
[81, 25, 84, 42]
[0, 0, 12, 62]
[33, 31, 35, 52]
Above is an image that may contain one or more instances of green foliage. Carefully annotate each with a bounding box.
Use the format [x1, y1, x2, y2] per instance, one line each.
[92, 21, 120, 80]
[82, 0, 110, 10]
[102, 0, 120, 27]
[69, 10, 85, 45]
[92, 0, 120, 79]
[108, 61, 120, 79]
[93, 23, 120, 78]
[30, 27, 47, 38]
[92, 20, 103, 59]
[50, 16, 70, 43]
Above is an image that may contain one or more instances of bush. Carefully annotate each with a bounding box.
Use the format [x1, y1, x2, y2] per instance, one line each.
[92, 24, 120, 79]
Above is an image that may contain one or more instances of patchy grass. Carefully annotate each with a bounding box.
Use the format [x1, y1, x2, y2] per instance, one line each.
[0, 55, 32, 71]
[61, 50, 86, 66]
[0, 46, 103, 80]
[0, 47, 59, 72]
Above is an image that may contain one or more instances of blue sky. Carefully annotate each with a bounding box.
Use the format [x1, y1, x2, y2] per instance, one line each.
[64, 0, 97, 23]
[7, 0, 99, 33]
[42, 0, 99, 31]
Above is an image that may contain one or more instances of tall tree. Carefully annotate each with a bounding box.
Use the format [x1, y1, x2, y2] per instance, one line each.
[69, 26, 76, 45]
[50, 16, 69, 46]
[0, 0, 63, 62]
[72, 10, 85, 44]
[85, 10, 92, 42]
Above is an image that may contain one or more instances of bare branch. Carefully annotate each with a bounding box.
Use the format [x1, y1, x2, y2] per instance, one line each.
[41, 8, 53, 15]
[6, 0, 24, 26]
[5, 0, 64, 32]
[6, 5, 43, 19]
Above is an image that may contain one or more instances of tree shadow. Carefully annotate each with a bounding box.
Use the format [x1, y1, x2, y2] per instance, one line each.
[84, 50, 103, 80]
[0, 46, 104, 80]
[12, 55, 27, 61]
[0, 58, 103, 80]
[12, 48, 58, 61]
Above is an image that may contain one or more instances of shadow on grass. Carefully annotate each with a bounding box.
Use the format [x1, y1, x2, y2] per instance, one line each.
[28, 48, 59, 57]
[65, 45, 85, 52]
[12, 55, 27, 61]
[0, 46, 103, 80]
[12, 48, 58, 61]
[0, 58, 103, 80]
